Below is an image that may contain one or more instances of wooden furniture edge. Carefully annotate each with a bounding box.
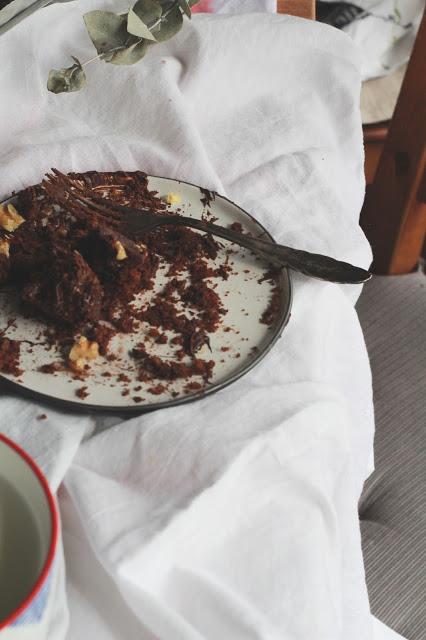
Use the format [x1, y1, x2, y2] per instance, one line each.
[360, 9, 426, 274]
[277, 0, 315, 20]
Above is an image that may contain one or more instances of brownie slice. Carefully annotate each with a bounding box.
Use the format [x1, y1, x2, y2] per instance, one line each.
[22, 249, 103, 325]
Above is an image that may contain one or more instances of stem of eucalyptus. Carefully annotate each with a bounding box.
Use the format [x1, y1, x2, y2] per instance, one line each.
[143, 2, 177, 33]
[80, 40, 143, 68]
[81, 54, 102, 68]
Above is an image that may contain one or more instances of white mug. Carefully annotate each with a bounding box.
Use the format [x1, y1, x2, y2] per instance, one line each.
[0, 433, 58, 639]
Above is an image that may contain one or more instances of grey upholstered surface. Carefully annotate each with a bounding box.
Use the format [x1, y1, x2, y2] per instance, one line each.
[357, 270, 426, 640]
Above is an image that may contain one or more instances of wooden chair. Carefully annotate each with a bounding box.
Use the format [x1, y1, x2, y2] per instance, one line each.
[277, 1, 426, 275]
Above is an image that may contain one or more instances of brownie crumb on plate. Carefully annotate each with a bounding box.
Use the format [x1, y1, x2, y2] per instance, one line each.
[0, 337, 22, 376]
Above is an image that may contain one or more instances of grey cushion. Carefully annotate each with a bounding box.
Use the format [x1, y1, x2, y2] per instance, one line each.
[357, 270, 426, 640]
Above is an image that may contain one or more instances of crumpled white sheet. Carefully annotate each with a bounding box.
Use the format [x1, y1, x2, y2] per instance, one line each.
[320, 0, 425, 80]
[0, 7, 384, 639]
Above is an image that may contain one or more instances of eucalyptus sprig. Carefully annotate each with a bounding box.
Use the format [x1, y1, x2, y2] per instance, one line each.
[47, 0, 198, 94]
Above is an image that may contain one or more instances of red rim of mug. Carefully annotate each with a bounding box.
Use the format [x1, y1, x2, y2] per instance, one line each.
[0, 433, 58, 630]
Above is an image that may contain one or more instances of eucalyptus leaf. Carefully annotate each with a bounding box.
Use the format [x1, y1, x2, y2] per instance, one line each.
[43, 0, 195, 94]
[47, 57, 86, 94]
[127, 8, 156, 41]
[178, 0, 191, 19]
[131, 0, 161, 25]
[108, 38, 148, 65]
[84, 10, 129, 56]
[152, 2, 182, 42]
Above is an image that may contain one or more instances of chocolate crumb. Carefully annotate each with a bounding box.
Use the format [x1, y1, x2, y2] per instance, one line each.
[76, 386, 89, 399]
[229, 221, 243, 233]
[147, 384, 166, 395]
[184, 381, 203, 392]
[199, 187, 215, 207]
[260, 286, 280, 326]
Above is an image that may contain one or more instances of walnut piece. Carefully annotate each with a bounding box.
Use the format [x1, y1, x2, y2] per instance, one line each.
[114, 240, 127, 261]
[0, 204, 25, 232]
[69, 336, 99, 371]
[165, 192, 181, 205]
[0, 239, 9, 257]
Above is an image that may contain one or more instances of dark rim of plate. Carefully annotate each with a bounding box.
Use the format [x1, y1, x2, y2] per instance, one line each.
[0, 174, 293, 414]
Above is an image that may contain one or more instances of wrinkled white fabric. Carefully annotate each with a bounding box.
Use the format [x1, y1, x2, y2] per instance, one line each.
[320, 0, 424, 80]
[0, 7, 382, 640]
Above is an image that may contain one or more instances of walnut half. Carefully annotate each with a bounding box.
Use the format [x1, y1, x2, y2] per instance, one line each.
[69, 336, 99, 371]
[114, 241, 127, 261]
[0, 204, 25, 232]
[165, 192, 181, 205]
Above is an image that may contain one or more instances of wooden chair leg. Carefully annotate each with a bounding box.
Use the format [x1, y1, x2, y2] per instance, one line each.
[360, 9, 426, 275]
[364, 122, 389, 185]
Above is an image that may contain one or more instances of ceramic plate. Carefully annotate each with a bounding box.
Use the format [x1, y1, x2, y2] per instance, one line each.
[0, 176, 292, 412]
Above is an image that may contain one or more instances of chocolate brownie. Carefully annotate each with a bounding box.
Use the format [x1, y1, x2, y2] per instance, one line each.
[0, 170, 234, 386]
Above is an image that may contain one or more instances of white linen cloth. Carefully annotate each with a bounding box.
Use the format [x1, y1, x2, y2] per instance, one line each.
[0, 7, 391, 639]
[320, 0, 425, 80]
